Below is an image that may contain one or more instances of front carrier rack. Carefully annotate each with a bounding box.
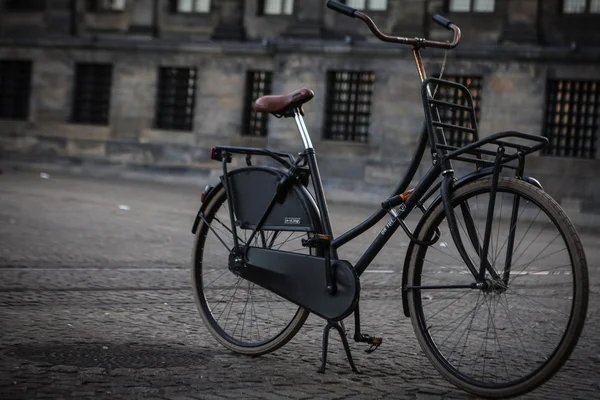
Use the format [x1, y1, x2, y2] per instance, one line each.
[422, 78, 548, 172]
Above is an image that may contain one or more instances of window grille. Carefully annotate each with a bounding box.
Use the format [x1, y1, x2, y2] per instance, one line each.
[86, 0, 126, 11]
[448, 0, 495, 12]
[5, 0, 46, 11]
[434, 75, 483, 148]
[344, 0, 388, 11]
[543, 79, 599, 159]
[155, 67, 197, 132]
[562, 0, 600, 13]
[171, 0, 211, 13]
[0, 60, 32, 120]
[71, 63, 113, 125]
[324, 71, 375, 143]
[242, 71, 272, 137]
[259, 0, 294, 15]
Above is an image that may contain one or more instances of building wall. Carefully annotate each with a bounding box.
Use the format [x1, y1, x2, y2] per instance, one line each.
[1, 0, 600, 211]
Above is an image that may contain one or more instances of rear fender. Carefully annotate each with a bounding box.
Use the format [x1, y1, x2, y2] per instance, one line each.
[191, 183, 220, 234]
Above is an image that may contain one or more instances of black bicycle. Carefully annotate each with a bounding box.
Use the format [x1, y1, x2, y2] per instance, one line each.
[190, 2, 589, 398]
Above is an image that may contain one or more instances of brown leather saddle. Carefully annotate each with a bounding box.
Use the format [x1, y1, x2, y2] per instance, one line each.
[254, 88, 314, 118]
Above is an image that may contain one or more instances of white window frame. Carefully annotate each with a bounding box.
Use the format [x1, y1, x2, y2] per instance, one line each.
[562, 0, 600, 14]
[448, 0, 495, 13]
[95, 0, 126, 11]
[176, 0, 211, 14]
[345, 0, 388, 11]
[262, 0, 294, 16]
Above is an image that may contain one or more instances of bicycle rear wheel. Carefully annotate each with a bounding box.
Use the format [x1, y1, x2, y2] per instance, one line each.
[406, 177, 588, 398]
[193, 185, 319, 356]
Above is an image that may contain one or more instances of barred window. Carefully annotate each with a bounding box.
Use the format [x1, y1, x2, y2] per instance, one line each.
[155, 67, 197, 132]
[434, 75, 483, 148]
[87, 0, 126, 11]
[562, 0, 600, 13]
[323, 71, 375, 143]
[543, 80, 599, 159]
[71, 63, 113, 125]
[448, 0, 495, 12]
[171, 0, 211, 13]
[259, 0, 294, 15]
[0, 60, 32, 120]
[5, 0, 46, 11]
[344, 0, 388, 11]
[242, 71, 272, 137]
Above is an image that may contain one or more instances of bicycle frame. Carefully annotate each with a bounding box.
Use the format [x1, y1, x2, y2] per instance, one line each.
[206, 0, 549, 292]
[211, 42, 547, 289]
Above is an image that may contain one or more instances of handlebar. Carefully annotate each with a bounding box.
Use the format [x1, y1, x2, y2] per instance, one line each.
[326, 0, 357, 18]
[326, 0, 461, 50]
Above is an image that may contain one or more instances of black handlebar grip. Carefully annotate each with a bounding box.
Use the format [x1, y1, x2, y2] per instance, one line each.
[327, 0, 357, 18]
[432, 14, 453, 29]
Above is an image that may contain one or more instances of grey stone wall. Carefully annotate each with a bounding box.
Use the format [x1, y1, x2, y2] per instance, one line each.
[0, 0, 599, 211]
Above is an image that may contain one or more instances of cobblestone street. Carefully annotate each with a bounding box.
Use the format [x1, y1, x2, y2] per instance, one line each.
[1, 168, 599, 399]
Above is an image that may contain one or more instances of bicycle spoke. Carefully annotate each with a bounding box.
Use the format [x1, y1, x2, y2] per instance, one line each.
[201, 215, 233, 252]
[495, 293, 550, 362]
[508, 233, 562, 286]
[272, 232, 306, 249]
[424, 290, 474, 324]
[454, 291, 484, 369]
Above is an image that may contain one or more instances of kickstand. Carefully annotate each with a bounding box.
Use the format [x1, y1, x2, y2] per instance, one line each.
[317, 320, 360, 374]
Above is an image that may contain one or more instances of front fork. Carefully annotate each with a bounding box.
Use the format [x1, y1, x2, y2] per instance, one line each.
[439, 147, 512, 286]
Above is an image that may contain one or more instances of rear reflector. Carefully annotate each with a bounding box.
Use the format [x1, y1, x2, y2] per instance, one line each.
[201, 185, 213, 203]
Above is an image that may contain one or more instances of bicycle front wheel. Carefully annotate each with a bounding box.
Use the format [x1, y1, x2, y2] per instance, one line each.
[406, 177, 588, 398]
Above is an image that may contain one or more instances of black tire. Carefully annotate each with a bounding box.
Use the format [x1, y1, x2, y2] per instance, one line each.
[192, 185, 318, 356]
[406, 177, 588, 398]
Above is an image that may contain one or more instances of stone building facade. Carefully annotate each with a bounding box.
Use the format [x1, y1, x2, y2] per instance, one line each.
[0, 0, 599, 211]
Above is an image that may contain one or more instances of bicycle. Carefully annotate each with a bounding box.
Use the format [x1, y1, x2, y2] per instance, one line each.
[190, 1, 589, 398]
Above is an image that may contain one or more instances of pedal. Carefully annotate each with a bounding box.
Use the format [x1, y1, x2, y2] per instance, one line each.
[355, 334, 383, 354]
[301, 234, 331, 248]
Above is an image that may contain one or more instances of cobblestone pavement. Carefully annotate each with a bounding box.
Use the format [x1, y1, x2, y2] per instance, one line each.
[1, 169, 599, 399]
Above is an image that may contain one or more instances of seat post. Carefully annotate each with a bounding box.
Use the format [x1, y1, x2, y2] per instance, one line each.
[293, 108, 314, 150]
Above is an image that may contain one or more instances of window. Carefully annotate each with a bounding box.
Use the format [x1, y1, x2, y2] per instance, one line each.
[434, 75, 483, 148]
[155, 67, 197, 131]
[543, 80, 599, 159]
[344, 0, 388, 11]
[71, 63, 113, 125]
[5, 0, 45, 11]
[448, 0, 495, 12]
[242, 71, 272, 137]
[0, 60, 32, 120]
[562, 0, 600, 14]
[86, 0, 126, 11]
[323, 71, 375, 143]
[259, 0, 294, 15]
[171, 0, 211, 13]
